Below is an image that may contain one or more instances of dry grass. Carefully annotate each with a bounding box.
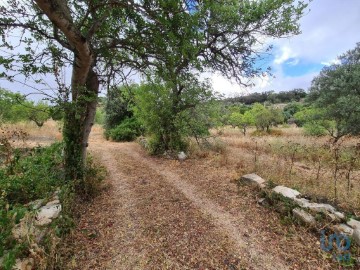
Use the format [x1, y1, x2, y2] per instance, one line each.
[206, 126, 360, 214]
[1, 120, 62, 147]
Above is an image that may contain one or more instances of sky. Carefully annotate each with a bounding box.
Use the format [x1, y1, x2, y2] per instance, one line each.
[1, 0, 360, 99]
[212, 0, 360, 97]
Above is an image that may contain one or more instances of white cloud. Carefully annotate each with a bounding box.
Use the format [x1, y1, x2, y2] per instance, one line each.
[274, 46, 297, 65]
[321, 58, 341, 66]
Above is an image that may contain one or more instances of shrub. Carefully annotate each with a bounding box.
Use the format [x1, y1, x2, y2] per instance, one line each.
[0, 142, 65, 269]
[303, 123, 327, 136]
[0, 143, 64, 204]
[107, 117, 142, 142]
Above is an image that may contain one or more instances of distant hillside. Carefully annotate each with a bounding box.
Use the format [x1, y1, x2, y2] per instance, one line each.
[224, 89, 307, 105]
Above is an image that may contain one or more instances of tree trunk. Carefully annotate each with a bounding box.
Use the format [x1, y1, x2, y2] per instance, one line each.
[33, 0, 96, 182]
[63, 68, 98, 182]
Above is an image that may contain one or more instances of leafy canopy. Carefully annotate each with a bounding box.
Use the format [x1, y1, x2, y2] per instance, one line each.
[307, 42, 360, 140]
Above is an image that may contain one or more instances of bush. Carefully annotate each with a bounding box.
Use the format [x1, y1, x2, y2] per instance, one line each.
[107, 117, 142, 142]
[303, 123, 327, 136]
[95, 108, 105, 125]
[0, 142, 65, 269]
[0, 143, 64, 205]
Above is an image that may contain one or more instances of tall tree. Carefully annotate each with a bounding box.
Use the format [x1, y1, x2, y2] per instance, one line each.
[0, 0, 309, 181]
[307, 42, 360, 141]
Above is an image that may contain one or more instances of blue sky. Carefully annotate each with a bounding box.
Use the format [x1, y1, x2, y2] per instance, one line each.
[213, 0, 360, 96]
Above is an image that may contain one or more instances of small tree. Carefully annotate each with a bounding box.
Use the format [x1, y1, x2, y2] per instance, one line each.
[133, 76, 216, 154]
[250, 103, 283, 132]
[229, 111, 254, 135]
[294, 107, 334, 136]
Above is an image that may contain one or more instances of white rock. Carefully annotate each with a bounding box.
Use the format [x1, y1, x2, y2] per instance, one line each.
[178, 151, 187, 161]
[46, 199, 60, 207]
[272, 186, 301, 199]
[257, 198, 266, 205]
[353, 228, 360, 246]
[12, 221, 34, 240]
[27, 199, 44, 210]
[35, 204, 62, 226]
[334, 211, 345, 220]
[294, 197, 310, 207]
[241, 174, 266, 188]
[292, 208, 316, 225]
[305, 203, 336, 214]
[333, 224, 354, 236]
[347, 218, 360, 229]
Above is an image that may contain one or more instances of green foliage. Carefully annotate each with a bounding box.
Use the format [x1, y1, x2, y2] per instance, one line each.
[0, 143, 64, 205]
[303, 122, 328, 136]
[283, 102, 304, 122]
[95, 107, 105, 125]
[229, 111, 254, 135]
[0, 0, 309, 180]
[294, 107, 336, 137]
[133, 76, 217, 154]
[225, 89, 307, 105]
[0, 142, 65, 269]
[250, 103, 284, 132]
[106, 117, 142, 142]
[0, 88, 26, 123]
[307, 43, 360, 141]
[104, 85, 137, 130]
[0, 88, 51, 126]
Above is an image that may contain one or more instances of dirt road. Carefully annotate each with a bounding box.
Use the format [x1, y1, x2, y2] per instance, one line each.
[64, 131, 334, 269]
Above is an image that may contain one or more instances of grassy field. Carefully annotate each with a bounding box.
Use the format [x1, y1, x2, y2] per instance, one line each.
[202, 125, 360, 214]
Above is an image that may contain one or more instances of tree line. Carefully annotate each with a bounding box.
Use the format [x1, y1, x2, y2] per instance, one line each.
[225, 88, 307, 105]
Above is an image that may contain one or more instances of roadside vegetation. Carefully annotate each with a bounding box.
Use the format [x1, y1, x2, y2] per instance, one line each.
[0, 94, 105, 269]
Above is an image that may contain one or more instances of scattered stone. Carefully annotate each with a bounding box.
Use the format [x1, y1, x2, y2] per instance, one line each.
[294, 197, 310, 207]
[353, 228, 360, 246]
[326, 213, 338, 221]
[334, 211, 345, 220]
[305, 203, 336, 214]
[273, 186, 301, 199]
[12, 219, 35, 240]
[46, 199, 60, 207]
[240, 173, 266, 188]
[333, 224, 354, 236]
[347, 218, 360, 229]
[257, 198, 266, 205]
[178, 151, 187, 161]
[292, 208, 316, 225]
[26, 199, 44, 210]
[35, 204, 62, 226]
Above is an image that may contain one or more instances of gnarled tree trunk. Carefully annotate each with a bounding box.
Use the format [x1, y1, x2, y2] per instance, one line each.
[34, 0, 97, 182]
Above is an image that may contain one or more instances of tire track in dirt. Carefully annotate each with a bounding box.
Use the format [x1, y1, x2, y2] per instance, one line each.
[90, 145, 149, 269]
[90, 142, 244, 269]
[117, 143, 288, 270]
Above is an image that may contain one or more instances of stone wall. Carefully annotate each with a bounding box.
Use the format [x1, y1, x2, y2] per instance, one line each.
[239, 173, 360, 246]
